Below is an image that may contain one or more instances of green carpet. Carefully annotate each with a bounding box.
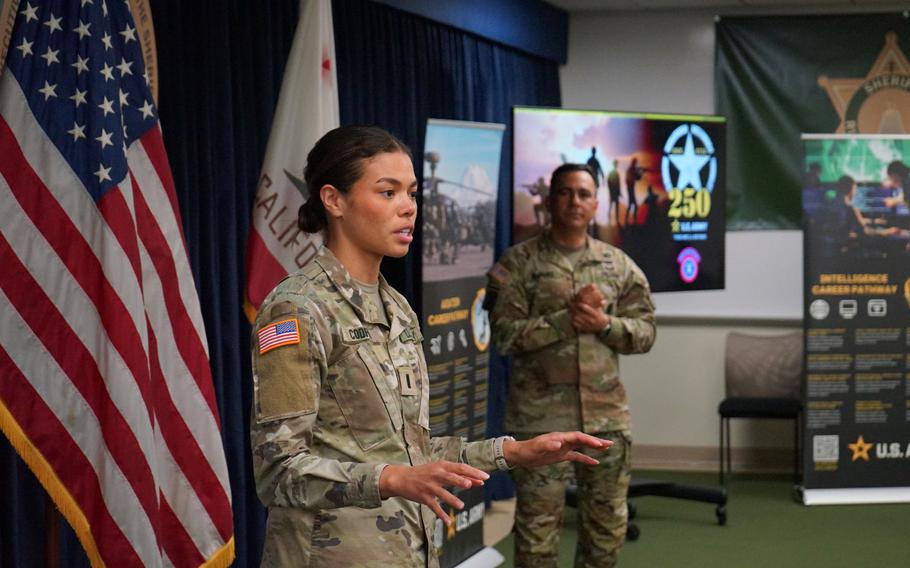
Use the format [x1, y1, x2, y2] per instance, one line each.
[494, 470, 910, 567]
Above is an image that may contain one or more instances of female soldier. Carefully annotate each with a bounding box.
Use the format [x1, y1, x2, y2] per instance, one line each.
[250, 125, 612, 567]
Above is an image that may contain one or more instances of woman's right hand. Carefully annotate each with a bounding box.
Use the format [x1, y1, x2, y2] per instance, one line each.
[378, 462, 489, 524]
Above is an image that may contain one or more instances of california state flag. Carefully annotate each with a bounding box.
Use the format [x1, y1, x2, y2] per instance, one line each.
[244, 0, 339, 321]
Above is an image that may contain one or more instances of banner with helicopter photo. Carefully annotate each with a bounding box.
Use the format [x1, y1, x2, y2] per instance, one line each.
[420, 118, 504, 567]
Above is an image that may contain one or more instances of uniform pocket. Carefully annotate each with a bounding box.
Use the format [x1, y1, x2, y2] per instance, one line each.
[327, 345, 399, 452]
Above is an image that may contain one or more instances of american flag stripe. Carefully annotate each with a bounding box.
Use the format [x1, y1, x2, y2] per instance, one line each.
[135, 224, 232, 503]
[157, 489, 207, 566]
[0, 126, 158, 429]
[133, 184, 222, 426]
[102, 174, 144, 294]
[0, 175, 158, 467]
[0, 75, 150, 349]
[0, 1, 233, 565]
[144, 320, 232, 539]
[131, 137, 210, 355]
[0, 298, 158, 565]
[0, 349, 142, 566]
[0, 234, 163, 546]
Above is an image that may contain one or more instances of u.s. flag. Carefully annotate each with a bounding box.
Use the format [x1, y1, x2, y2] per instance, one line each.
[257, 318, 301, 355]
[0, 1, 233, 567]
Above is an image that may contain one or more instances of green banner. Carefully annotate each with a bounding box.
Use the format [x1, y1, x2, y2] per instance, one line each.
[716, 14, 910, 229]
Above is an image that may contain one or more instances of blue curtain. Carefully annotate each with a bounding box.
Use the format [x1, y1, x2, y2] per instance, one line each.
[333, 0, 561, 502]
[0, 1, 559, 566]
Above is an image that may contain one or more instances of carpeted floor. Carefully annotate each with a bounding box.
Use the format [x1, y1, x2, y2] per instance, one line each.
[492, 470, 910, 567]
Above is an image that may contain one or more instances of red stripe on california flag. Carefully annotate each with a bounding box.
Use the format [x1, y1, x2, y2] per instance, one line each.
[0, 117, 155, 420]
[0, 347, 144, 567]
[245, 226, 293, 309]
[132, 186, 222, 428]
[0, 232, 161, 541]
[147, 321, 233, 542]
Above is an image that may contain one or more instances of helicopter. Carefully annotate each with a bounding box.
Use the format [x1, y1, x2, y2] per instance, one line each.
[423, 151, 495, 265]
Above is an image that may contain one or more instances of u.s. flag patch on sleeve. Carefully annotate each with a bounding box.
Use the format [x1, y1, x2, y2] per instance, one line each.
[258, 318, 301, 354]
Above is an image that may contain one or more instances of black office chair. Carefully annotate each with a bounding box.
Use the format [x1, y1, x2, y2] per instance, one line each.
[718, 331, 803, 487]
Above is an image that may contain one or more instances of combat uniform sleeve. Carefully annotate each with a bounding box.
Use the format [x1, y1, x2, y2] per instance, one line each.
[599, 257, 656, 354]
[251, 297, 386, 511]
[426, 436, 498, 472]
[487, 252, 576, 356]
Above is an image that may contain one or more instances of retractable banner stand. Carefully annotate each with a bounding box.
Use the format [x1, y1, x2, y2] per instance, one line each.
[801, 134, 910, 505]
[421, 119, 505, 566]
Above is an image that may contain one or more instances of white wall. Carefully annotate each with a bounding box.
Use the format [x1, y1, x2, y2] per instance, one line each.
[560, 11, 803, 465]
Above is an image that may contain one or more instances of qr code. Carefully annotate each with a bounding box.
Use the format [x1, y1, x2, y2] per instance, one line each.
[813, 435, 839, 462]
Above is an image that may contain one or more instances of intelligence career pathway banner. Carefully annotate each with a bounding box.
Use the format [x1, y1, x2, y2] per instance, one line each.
[421, 119, 504, 566]
[802, 134, 910, 505]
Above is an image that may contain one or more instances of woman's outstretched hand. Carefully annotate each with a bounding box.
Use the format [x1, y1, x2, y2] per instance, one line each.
[378, 461, 489, 524]
[504, 432, 613, 469]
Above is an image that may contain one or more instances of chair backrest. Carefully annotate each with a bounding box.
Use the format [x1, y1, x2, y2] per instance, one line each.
[724, 331, 803, 399]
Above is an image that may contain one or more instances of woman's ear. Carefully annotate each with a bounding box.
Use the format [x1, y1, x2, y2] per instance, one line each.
[321, 184, 344, 219]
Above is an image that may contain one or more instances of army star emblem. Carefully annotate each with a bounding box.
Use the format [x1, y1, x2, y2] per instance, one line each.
[848, 435, 873, 462]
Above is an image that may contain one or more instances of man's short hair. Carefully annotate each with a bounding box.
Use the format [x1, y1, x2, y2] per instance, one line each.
[550, 163, 599, 191]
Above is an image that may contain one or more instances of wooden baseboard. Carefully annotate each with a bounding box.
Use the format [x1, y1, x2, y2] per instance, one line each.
[633, 444, 797, 473]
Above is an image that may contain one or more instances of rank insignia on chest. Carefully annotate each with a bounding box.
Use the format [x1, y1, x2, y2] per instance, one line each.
[257, 318, 301, 354]
[398, 366, 419, 396]
[400, 328, 417, 343]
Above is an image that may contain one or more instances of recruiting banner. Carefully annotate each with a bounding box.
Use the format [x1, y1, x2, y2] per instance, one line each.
[421, 119, 504, 566]
[801, 134, 910, 505]
[513, 106, 726, 292]
[717, 14, 910, 229]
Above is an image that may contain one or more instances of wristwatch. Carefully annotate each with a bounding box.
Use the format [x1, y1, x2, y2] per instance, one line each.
[493, 435, 515, 471]
[598, 319, 612, 339]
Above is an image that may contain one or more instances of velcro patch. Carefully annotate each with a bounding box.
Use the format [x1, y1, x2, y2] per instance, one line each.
[400, 327, 417, 343]
[343, 326, 370, 344]
[258, 318, 301, 354]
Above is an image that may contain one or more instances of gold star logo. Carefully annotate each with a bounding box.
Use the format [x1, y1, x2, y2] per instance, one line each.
[446, 509, 456, 540]
[818, 32, 910, 133]
[848, 435, 873, 462]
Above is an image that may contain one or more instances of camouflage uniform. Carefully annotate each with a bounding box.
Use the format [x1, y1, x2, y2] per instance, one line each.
[251, 247, 499, 567]
[487, 232, 656, 568]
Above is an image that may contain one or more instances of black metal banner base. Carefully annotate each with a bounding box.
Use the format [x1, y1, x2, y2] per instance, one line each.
[566, 477, 728, 541]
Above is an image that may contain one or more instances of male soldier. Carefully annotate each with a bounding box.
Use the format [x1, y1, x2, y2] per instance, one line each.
[606, 159, 622, 225]
[486, 163, 656, 567]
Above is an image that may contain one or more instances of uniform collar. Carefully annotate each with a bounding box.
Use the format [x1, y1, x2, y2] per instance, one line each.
[541, 231, 609, 268]
[314, 247, 414, 338]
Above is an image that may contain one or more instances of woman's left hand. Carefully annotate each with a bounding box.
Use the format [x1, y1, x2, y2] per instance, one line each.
[503, 432, 613, 469]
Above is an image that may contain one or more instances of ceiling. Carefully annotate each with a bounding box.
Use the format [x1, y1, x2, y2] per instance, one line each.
[546, 0, 910, 13]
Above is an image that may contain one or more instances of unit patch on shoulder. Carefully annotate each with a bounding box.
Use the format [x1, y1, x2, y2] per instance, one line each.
[258, 318, 301, 354]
